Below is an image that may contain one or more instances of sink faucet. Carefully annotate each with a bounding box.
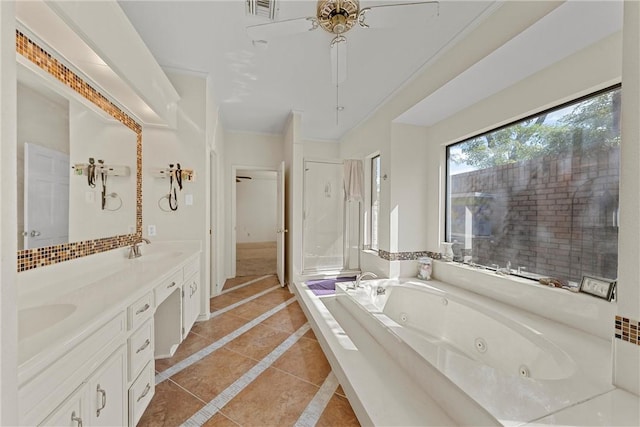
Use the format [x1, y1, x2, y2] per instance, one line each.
[128, 237, 151, 259]
[356, 272, 378, 288]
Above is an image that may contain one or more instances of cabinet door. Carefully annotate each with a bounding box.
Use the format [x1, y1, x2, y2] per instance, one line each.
[182, 272, 200, 338]
[40, 389, 85, 427]
[87, 346, 127, 427]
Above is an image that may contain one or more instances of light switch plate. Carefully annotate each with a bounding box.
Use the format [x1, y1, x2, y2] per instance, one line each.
[185, 194, 193, 206]
[148, 225, 156, 236]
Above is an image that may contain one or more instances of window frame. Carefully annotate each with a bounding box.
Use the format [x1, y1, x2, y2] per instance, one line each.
[444, 84, 621, 281]
[364, 153, 381, 252]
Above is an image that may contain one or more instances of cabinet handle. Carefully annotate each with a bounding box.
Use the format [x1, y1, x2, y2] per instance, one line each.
[136, 339, 151, 354]
[96, 384, 107, 417]
[137, 383, 151, 402]
[135, 303, 150, 315]
[167, 281, 177, 289]
[71, 410, 83, 427]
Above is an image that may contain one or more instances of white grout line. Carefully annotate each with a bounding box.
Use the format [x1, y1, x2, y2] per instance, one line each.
[219, 275, 274, 295]
[155, 297, 297, 384]
[211, 285, 281, 318]
[181, 323, 312, 427]
[294, 371, 339, 427]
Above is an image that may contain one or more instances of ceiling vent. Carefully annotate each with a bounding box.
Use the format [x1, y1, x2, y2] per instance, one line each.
[246, 0, 277, 20]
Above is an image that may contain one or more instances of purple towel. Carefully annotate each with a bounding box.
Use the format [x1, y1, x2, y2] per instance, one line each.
[307, 276, 356, 296]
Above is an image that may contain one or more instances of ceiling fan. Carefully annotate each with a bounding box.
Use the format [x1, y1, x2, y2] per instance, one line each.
[246, 0, 440, 87]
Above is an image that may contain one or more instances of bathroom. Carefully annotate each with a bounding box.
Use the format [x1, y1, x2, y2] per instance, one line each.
[1, 0, 639, 426]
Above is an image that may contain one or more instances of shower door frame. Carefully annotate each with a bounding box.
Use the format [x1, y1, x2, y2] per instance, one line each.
[301, 158, 351, 275]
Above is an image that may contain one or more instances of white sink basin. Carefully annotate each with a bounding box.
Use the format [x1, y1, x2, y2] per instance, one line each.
[19, 304, 77, 339]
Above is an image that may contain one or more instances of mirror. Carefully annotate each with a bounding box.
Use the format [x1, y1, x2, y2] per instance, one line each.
[16, 30, 142, 271]
[17, 63, 137, 250]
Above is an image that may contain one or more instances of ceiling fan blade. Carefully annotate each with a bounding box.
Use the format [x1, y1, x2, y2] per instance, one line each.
[358, 1, 439, 29]
[246, 17, 317, 41]
[330, 36, 347, 85]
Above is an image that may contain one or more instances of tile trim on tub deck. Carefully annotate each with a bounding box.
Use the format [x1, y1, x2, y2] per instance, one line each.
[615, 316, 640, 346]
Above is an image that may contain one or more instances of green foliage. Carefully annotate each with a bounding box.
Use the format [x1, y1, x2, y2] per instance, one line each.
[450, 88, 621, 169]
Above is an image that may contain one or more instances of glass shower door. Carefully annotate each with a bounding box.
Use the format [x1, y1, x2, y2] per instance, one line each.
[303, 160, 345, 272]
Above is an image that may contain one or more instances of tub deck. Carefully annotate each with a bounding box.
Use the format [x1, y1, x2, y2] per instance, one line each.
[292, 278, 640, 427]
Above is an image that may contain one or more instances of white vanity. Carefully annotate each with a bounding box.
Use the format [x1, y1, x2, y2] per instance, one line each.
[17, 242, 202, 426]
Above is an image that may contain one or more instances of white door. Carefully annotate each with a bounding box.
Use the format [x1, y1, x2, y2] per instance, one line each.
[24, 142, 69, 249]
[276, 161, 286, 286]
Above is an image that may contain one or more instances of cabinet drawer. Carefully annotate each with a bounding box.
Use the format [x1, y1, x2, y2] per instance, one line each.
[39, 388, 83, 427]
[183, 258, 199, 280]
[128, 361, 154, 427]
[127, 292, 153, 331]
[128, 320, 153, 382]
[154, 269, 183, 306]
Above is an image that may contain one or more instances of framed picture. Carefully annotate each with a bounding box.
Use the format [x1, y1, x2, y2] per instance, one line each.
[579, 275, 616, 301]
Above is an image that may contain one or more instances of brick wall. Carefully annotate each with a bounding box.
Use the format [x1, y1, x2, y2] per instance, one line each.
[450, 147, 619, 283]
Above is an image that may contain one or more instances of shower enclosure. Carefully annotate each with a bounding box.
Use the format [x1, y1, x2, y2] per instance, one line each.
[302, 159, 360, 274]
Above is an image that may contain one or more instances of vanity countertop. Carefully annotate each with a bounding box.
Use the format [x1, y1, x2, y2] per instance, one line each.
[16, 241, 201, 385]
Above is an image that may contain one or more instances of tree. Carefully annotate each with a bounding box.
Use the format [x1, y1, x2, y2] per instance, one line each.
[450, 88, 621, 169]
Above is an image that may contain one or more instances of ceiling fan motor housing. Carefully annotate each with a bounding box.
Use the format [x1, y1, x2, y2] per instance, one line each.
[317, 0, 360, 34]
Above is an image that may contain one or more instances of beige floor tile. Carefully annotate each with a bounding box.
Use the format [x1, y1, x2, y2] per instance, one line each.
[155, 332, 211, 372]
[316, 393, 361, 426]
[171, 347, 258, 402]
[220, 367, 319, 426]
[303, 329, 318, 341]
[227, 299, 278, 320]
[222, 275, 262, 290]
[272, 338, 332, 386]
[210, 292, 246, 312]
[137, 379, 205, 427]
[229, 277, 280, 298]
[336, 385, 347, 398]
[261, 302, 309, 333]
[224, 323, 291, 360]
[202, 412, 241, 427]
[191, 312, 249, 341]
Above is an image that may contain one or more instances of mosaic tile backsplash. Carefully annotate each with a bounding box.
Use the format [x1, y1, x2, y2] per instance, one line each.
[615, 316, 640, 346]
[378, 249, 442, 261]
[16, 30, 142, 272]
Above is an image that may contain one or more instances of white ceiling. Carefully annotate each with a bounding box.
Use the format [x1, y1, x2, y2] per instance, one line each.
[119, 0, 498, 141]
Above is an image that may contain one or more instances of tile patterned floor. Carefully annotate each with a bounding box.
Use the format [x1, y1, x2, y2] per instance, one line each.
[139, 275, 360, 427]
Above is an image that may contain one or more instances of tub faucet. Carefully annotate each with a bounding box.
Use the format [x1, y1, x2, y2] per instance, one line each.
[128, 237, 151, 259]
[356, 272, 378, 288]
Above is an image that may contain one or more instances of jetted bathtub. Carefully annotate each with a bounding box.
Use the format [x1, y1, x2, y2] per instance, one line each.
[329, 279, 614, 426]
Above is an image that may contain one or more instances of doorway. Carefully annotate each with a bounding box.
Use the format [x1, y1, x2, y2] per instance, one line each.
[234, 168, 278, 278]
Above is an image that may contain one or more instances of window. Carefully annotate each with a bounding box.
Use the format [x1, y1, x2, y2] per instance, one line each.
[370, 155, 381, 251]
[446, 86, 621, 284]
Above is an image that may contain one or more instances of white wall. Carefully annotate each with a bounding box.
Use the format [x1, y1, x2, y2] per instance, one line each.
[615, 0, 640, 395]
[223, 130, 284, 278]
[0, 1, 19, 423]
[142, 70, 210, 318]
[236, 176, 277, 243]
[68, 101, 137, 241]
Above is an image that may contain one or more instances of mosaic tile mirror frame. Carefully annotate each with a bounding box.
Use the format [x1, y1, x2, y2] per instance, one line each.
[16, 30, 143, 272]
